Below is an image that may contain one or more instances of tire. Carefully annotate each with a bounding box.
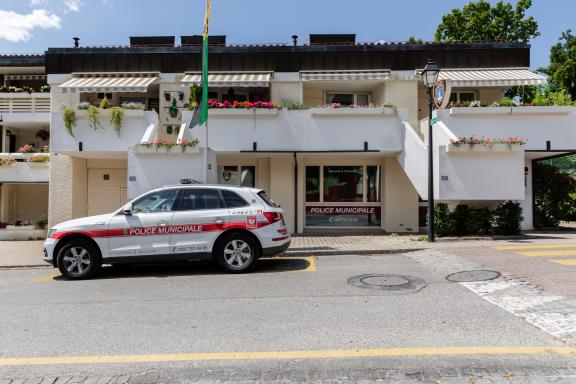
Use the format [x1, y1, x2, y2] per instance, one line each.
[215, 232, 259, 273]
[57, 239, 102, 280]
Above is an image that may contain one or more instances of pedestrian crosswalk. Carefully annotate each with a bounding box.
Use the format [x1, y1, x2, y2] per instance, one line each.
[493, 243, 576, 266]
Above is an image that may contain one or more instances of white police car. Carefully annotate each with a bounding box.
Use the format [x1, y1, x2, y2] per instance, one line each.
[43, 185, 290, 279]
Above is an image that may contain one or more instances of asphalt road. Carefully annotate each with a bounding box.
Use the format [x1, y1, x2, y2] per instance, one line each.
[1, 251, 575, 382]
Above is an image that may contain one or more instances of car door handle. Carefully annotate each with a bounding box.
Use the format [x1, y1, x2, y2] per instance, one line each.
[157, 220, 168, 226]
[213, 218, 225, 225]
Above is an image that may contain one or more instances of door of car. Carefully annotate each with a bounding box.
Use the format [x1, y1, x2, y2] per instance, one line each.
[169, 188, 230, 257]
[108, 188, 179, 259]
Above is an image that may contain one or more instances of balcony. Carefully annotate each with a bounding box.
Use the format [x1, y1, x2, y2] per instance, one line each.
[51, 110, 158, 156]
[436, 106, 576, 152]
[197, 107, 405, 153]
[0, 93, 50, 123]
[0, 153, 49, 183]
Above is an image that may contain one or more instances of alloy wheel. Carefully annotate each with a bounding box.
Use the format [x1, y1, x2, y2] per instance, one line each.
[223, 240, 252, 268]
[62, 247, 91, 275]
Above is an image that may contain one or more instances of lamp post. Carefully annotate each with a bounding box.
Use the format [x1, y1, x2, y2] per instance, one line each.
[421, 60, 440, 242]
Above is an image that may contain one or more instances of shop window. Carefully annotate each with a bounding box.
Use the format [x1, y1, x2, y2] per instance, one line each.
[305, 166, 320, 202]
[366, 166, 381, 202]
[217, 165, 255, 188]
[323, 166, 363, 202]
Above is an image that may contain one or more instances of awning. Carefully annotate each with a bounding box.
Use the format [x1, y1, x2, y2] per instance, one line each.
[58, 73, 159, 93]
[300, 70, 390, 81]
[5, 74, 46, 81]
[438, 68, 546, 87]
[181, 72, 273, 87]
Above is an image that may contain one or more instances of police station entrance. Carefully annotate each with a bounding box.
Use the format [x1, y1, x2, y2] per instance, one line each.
[304, 163, 382, 229]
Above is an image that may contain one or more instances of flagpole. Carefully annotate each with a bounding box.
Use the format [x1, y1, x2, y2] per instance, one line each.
[201, 0, 211, 183]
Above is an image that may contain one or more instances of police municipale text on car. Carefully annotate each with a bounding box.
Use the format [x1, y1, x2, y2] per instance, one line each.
[43, 185, 290, 279]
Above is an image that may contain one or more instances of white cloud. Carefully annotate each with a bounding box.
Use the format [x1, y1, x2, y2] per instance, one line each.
[64, 0, 82, 12]
[0, 9, 61, 42]
[29, 0, 49, 6]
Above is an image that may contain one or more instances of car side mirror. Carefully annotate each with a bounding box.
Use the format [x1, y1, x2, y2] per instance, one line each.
[122, 205, 133, 215]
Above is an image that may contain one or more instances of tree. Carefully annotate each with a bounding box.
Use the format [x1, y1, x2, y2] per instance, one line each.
[539, 30, 576, 100]
[533, 162, 576, 227]
[435, 0, 539, 43]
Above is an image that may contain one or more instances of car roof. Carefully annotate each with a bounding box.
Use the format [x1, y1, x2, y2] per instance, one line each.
[161, 183, 263, 193]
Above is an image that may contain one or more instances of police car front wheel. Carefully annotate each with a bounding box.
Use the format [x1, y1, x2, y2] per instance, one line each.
[215, 233, 258, 273]
[57, 239, 102, 280]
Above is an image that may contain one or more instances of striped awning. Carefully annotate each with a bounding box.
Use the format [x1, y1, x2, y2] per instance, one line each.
[181, 72, 273, 87]
[438, 68, 546, 87]
[300, 70, 390, 81]
[58, 73, 159, 93]
[5, 74, 46, 81]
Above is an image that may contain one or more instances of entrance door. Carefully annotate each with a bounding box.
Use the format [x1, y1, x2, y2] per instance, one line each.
[169, 188, 229, 257]
[88, 168, 128, 216]
[108, 188, 179, 259]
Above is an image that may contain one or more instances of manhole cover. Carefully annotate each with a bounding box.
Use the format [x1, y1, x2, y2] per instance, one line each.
[445, 270, 501, 283]
[348, 274, 426, 292]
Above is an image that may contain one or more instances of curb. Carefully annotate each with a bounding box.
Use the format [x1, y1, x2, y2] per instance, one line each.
[282, 248, 424, 257]
[0, 264, 50, 270]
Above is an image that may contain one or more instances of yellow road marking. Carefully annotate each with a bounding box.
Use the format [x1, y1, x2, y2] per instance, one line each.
[517, 250, 576, 257]
[0, 346, 574, 366]
[34, 273, 60, 283]
[550, 259, 576, 266]
[263, 256, 316, 273]
[494, 244, 576, 250]
[297, 256, 316, 273]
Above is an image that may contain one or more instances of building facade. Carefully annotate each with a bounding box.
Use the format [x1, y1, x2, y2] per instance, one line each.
[14, 34, 572, 234]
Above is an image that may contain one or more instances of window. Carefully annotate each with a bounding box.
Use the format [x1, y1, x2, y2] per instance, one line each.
[306, 166, 320, 202]
[366, 166, 381, 202]
[217, 165, 255, 187]
[449, 91, 477, 103]
[258, 191, 279, 208]
[221, 190, 249, 208]
[132, 189, 179, 214]
[323, 166, 363, 202]
[325, 92, 371, 106]
[177, 189, 224, 211]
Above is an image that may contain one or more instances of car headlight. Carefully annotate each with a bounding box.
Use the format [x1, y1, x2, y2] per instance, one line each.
[47, 228, 58, 238]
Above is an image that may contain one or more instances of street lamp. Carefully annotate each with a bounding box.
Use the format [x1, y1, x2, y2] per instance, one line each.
[421, 59, 440, 242]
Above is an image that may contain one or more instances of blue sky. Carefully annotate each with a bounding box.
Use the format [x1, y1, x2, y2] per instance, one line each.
[0, 0, 573, 69]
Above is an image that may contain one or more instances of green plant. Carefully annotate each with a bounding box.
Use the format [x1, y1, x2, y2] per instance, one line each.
[493, 201, 523, 235]
[36, 216, 48, 229]
[279, 99, 308, 110]
[492, 97, 517, 107]
[434, 203, 454, 237]
[380, 103, 397, 110]
[189, 85, 200, 110]
[169, 98, 179, 117]
[62, 106, 76, 137]
[86, 106, 102, 130]
[109, 107, 124, 137]
[539, 30, 576, 100]
[27, 154, 50, 163]
[533, 162, 576, 227]
[99, 96, 110, 109]
[0, 157, 16, 167]
[451, 205, 471, 236]
[469, 207, 494, 235]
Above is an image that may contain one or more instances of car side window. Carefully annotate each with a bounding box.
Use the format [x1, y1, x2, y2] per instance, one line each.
[177, 189, 225, 211]
[132, 189, 179, 214]
[221, 190, 249, 208]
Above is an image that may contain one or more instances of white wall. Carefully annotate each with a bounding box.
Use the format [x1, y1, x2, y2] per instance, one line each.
[127, 148, 216, 198]
[397, 122, 428, 199]
[269, 156, 295, 233]
[383, 157, 418, 232]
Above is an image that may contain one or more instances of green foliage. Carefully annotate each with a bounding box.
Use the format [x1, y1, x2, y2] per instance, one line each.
[86, 106, 102, 130]
[407, 36, 424, 43]
[99, 96, 110, 109]
[493, 201, 523, 235]
[36, 216, 48, 229]
[433, 202, 521, 237]
[62, 106, 76, 137]
[542, 155, 576, 176]
[189, 84, 200, 110]
[539, 30, 576, 100]
[109, 107, 124, 137]
[434, 203, 454, 237]
[435, 0, 539, 43]
[491, 97, 517, 107]
[531, 89, 575, 106]
[533, 162, 576, 227]
[279, 99, 308, 110]
[170, 98, 179, 116]
[505, 85, 538, 104]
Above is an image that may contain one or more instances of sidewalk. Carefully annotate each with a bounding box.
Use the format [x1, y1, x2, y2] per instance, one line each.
[3, 232, 576, 268]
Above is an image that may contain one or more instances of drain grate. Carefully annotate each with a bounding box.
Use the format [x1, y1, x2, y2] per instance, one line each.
[348, 274, 426, 292]
[445, 270, 501, 283]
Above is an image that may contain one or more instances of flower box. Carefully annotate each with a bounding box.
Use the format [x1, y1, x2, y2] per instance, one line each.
[446, 143, 524, 153]
[133, 145, 200, 154]
[77, 109, 144, 117]
[208, 108, 279, 117]
[309, 107, 396, 116]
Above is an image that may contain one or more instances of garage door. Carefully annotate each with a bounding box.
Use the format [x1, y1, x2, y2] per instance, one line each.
[87, 168, 128, 216]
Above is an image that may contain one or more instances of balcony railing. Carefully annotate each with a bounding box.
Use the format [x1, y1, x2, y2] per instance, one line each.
[0, 93, 50, 114]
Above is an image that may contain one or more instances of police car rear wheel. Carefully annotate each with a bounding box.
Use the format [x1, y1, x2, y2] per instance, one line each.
[216, 233, 257, 273]
[57, 239, 102, 280]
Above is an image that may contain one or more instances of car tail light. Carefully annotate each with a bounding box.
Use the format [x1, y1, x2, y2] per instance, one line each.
[263, 211, 281, 224]
[277, 228, 288, 235]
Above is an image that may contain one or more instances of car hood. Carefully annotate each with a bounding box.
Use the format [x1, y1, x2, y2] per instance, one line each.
[53, 213, 114, 231]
